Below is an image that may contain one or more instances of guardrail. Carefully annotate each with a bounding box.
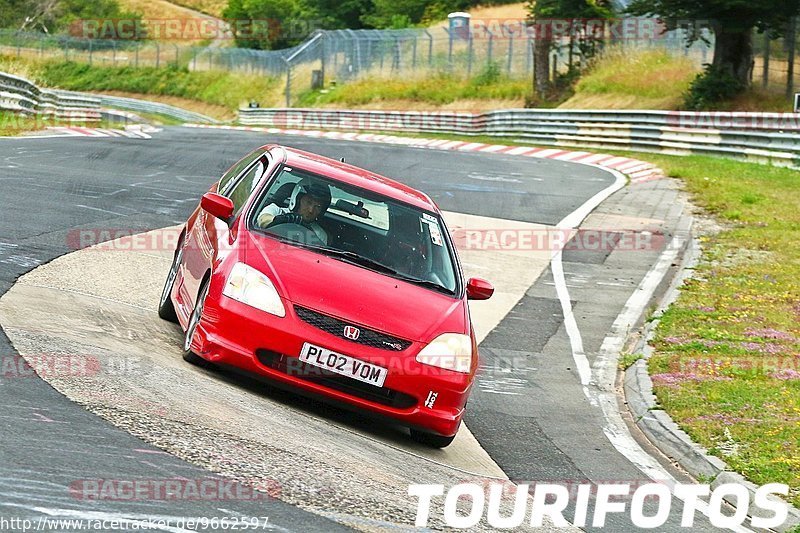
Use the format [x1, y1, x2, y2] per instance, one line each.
[239, 108, 800, 166]
[1, 71, 219, 125]
[53, 90, 220, 124]
[1, 71, 100, 121]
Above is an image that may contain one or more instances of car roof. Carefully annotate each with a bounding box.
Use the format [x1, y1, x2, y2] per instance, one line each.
[265, 145, 438, 212]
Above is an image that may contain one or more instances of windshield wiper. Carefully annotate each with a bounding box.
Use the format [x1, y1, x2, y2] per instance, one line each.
[294, 243, 399, 275]
[296, 243, 454, 294]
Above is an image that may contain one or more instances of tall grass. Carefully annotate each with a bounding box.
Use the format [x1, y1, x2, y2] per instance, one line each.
[31, 60, 278, 110]
[298, 63, 529, 108]
[562, 48, 700, 109]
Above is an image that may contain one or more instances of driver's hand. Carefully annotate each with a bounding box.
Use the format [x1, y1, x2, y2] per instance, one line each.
[272, 212, 303, 226]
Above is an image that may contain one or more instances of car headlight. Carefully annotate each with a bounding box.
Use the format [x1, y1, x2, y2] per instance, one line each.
[415, 333, 473, 373]
[222, 263, 286, 317]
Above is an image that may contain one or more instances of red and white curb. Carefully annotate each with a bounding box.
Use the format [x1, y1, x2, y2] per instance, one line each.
[184, 124, 666, 185]
[40, 125, 160, 139]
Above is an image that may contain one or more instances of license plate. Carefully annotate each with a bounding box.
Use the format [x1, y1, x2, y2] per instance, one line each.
[299, 343, 387, 387]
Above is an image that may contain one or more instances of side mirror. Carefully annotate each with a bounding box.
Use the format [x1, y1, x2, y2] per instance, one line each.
[466, 277, 494, 300]
[201, 192, 234, 222]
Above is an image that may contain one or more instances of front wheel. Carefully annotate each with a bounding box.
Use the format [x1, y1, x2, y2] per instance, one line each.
[410, 428, 457, 448]
[158, 242, 183, 323]
[182, 279, 211, 367]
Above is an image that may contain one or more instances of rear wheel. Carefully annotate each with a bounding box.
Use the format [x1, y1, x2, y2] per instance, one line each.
[158, 242, 183, 323]
[182, 279, 211, 367]
[410, 428, 457, 448]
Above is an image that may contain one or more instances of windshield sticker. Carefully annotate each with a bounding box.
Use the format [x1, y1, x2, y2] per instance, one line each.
[422, 218, 443, 246]
[422, 213, 436, 223]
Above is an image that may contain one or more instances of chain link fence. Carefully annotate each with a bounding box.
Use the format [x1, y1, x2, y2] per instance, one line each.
[754, 17, 799, 98]
[3, 19, 796, 107]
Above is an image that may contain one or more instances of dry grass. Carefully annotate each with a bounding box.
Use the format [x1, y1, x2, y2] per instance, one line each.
[299, 66, 529, 109]
[0, 54, 35, 80]
[313, 97, 525, 112]
[90, 90, 235, 120]
[117, 0, 224, 44]
[561, 48, 700, 110]
[427, 3, 529, 32]
[167, 0, 228, 18]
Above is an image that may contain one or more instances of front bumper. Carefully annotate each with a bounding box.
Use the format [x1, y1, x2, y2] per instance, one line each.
[190, 292, 474, 437]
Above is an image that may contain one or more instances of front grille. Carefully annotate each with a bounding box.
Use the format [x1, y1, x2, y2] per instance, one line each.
[294, 306, 412, 352]
[255, 350, 417, 409]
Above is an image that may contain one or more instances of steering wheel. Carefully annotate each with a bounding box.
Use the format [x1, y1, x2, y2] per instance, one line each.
[267, 222, 325, 247]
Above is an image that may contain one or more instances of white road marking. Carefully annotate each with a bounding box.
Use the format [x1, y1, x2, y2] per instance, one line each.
[550, 168, 754, 531]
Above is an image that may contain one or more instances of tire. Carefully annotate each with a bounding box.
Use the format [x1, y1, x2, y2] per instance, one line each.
[182, 279, 211, 367]
[158, 242, 183, 323]
[410, 428, 457, 448]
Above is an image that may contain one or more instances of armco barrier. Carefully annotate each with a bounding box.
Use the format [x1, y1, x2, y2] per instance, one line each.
[53, 90, 219, 125]
[1, 71, 100, 122]
[239, 108, 800, 166]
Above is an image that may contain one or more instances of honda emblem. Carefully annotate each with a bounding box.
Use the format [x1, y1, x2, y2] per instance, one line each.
[343, 325, 360, 340]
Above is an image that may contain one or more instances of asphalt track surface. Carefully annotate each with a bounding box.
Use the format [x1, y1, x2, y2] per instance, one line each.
[0, 127, 719, 531]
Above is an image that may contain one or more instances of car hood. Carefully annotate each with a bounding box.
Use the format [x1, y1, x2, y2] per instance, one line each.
[243, 231, 467, 343]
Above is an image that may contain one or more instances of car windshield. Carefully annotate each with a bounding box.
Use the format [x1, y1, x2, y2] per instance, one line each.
[249, 165, 459, 295]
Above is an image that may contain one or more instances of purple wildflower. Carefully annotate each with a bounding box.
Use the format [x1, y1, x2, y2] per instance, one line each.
[744, 328, 796, 341]
[651, 373, 733, 387]
[770, 369, 800, 380]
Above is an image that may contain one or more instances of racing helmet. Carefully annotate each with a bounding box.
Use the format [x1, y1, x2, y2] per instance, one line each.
[288, 178, 332, 212]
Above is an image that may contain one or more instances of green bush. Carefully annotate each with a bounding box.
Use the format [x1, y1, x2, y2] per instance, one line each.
[683, 64, 745, 110]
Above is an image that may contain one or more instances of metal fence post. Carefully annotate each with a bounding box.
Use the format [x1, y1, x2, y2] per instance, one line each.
[424, 29, 433, 66]
[88, 40, 93, 64]
[487, 30, 494, 65]
[174, 44, 179, 66]
[112, 40, 117, 65]
[787, 16, 796, 99]
[320, 33, 326, 87]
[762, 31, 770, 88]
[135, 43, 139, 68]
[155, 42, 160, 68]
[447, 27, 453, 67]
[412, 37, 417, 70]
[467, 35, 474, 75]
[285, 59, 292, 107]
[507, 31, 514, 75]
[526, 36, 532, 75]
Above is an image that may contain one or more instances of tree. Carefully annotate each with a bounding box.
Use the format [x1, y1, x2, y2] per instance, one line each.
[223, 0, 315, 49]
[526, 0, 613, 99]
[0, 0, 139, 34]
[627, 0, 800, 90]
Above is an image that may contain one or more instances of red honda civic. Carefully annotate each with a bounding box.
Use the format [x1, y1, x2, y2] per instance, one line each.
[158, 144, 493, 447]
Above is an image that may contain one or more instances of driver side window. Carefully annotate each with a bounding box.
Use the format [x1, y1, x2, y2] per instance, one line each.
[227, 157, 269, 216]
[218, 148, 265, 195]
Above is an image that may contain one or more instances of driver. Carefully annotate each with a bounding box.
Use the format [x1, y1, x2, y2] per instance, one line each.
[256, 178, 331, 245]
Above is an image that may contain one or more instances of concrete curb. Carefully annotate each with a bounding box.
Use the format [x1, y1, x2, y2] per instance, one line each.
[624, 237, 800, 532]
